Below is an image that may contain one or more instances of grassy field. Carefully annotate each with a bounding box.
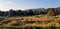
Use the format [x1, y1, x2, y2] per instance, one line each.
[0, 15, 60, 29]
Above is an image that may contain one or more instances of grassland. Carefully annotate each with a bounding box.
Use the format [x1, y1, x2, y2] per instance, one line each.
[0, 15, 60, 29]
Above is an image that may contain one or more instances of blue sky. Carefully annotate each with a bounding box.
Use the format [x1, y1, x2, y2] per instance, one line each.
[0, 0, 60, 11]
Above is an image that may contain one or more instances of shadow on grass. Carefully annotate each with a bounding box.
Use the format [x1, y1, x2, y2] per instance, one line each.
[0, 26, 60, 29]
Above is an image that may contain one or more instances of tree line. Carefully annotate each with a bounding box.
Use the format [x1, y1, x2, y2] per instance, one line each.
[0, 7, 60, 17]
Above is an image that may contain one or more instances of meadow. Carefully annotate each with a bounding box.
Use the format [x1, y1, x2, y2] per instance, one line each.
[0, 15, 60, 29]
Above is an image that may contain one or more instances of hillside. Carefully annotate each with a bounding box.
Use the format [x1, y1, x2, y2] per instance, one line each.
[0, 15, 60, 29]
[0, 7, 60, 29]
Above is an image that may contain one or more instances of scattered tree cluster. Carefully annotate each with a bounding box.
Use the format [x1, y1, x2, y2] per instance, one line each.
[0, 7, 60, 17]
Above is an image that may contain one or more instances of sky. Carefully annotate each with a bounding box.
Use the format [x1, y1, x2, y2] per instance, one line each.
[0, 0, 60, 11]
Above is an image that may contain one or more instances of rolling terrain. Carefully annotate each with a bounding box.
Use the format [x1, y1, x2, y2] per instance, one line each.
[0, 15, 60, 29]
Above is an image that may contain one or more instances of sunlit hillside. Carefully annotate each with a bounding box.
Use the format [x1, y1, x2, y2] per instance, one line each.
[0, 15, 60, 29]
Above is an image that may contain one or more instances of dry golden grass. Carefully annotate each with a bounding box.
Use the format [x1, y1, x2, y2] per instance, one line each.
[0, 15, 60, 28]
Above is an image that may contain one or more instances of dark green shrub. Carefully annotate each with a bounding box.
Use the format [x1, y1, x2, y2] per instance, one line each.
[0, 18, 5, 21]
[34, 26, 43, 29]
[24, 26, 33, 29]
[2, 20, 11, 24]
[11, 22, 22, 26]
